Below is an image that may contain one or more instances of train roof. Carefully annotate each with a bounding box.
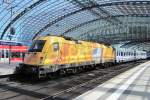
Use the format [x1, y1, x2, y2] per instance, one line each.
[0, 40, 24, 46]
[44, 34, 111, 46]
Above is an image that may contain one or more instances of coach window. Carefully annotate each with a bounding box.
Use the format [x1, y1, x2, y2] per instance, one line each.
[22, 53, 25, 58]
[53, 42, 59, 51]
[2, 50, 4, 58]
[6, 50, 9, 58]
[121, 52, 123, 56]
[11, 52, 20, 58]
[134, 52, 136, 56]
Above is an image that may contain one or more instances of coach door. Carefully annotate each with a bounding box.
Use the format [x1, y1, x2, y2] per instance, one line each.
[0, 50, 9, 63]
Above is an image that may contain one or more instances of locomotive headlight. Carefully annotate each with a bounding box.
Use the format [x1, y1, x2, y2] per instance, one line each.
[40, 57, 43, 60]
[40, 57, 44, 64]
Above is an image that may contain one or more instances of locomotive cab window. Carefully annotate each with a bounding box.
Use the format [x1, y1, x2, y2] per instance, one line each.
[11, 52, 20, 58]
[53, 42, 59, 51]
[28, 40, 46, 52]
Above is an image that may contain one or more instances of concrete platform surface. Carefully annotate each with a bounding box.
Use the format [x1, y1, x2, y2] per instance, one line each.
[74, 61, 150, 100]
[0, 63, 18, 75]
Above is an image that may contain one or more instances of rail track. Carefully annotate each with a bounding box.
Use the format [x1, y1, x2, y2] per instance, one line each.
[0, 60, 146, 100]
[0, 74, 15, 79]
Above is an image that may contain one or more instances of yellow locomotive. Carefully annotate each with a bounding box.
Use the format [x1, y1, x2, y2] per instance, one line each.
[17, 35, 115, 79]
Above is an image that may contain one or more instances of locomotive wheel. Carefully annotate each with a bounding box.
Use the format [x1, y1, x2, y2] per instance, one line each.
[47, 73, 52, 79]
[72, 68, 77, 74]
[47, 73, 55, 79]
[30, 74, 39, 81]
[105, 63, 108, 68]
[47, 71, 60, 79]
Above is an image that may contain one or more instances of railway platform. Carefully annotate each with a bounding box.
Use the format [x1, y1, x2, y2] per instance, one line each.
[74, 61, 150, 100]
[0, 63, 17, 75]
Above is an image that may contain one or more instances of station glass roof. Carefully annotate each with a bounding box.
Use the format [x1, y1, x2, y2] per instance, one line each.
[0, 0, 150, 51]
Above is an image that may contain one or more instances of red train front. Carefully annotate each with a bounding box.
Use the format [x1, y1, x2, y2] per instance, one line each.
[0, 40, 28, 63]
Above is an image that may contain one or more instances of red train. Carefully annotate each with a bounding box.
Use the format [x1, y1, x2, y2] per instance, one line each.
[0, 40, 28, 63]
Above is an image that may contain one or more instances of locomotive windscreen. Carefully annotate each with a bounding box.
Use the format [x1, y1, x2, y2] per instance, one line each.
[28, 40, 46, 52]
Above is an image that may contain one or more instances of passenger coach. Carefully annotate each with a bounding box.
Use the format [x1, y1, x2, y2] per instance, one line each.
[0, 40, 28, 63]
